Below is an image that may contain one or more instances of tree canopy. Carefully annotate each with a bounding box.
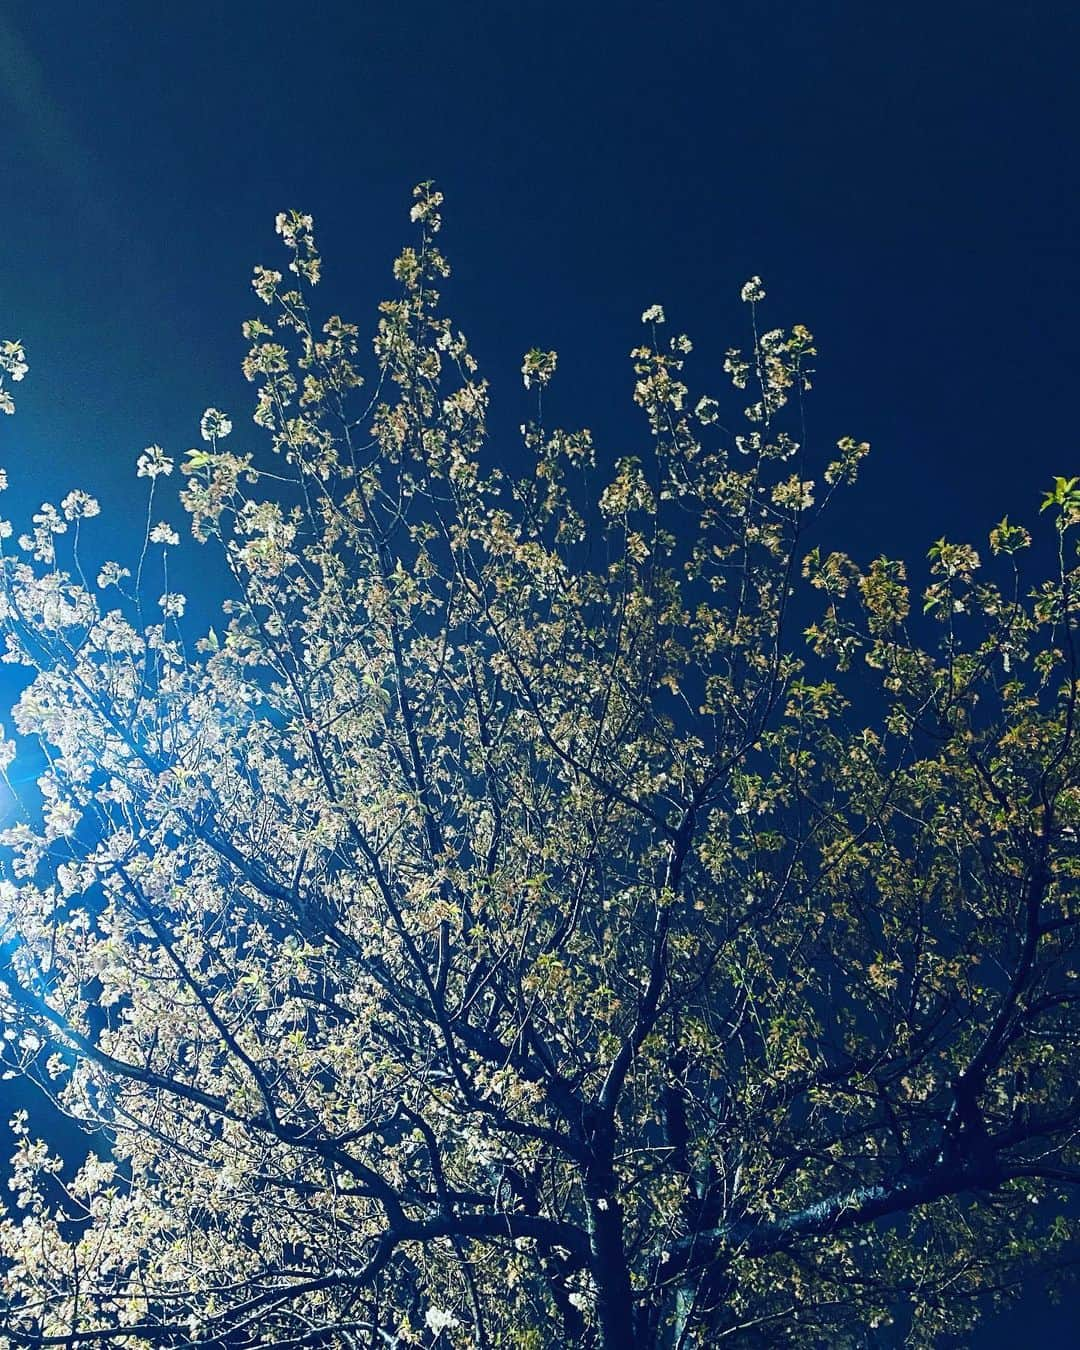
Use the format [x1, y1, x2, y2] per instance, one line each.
[0, 187, 1077, 1348]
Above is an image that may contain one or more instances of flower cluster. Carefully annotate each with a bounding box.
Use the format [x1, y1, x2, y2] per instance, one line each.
[199, 407, 233, 442]
[0, 338, 28, 414]
[274, 210, 321, 285]
[136, 445, 174, 478]
[521, 347, 558, 390]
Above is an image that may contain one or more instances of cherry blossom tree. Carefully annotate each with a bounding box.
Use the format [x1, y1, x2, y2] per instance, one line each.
[0, 188, 1077, 1348]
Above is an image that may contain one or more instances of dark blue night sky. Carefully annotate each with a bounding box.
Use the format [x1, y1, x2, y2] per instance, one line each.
[1, 2, 1078, 1342]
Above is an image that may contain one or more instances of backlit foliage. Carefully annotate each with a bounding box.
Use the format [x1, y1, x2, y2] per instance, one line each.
[0, 188, 1077, 1347]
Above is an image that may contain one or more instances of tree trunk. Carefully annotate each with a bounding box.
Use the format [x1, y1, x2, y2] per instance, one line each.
[587, 1194, 636, 1349]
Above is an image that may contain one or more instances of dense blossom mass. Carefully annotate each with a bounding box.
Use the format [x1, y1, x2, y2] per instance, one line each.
[0, 188, 1077, 1348]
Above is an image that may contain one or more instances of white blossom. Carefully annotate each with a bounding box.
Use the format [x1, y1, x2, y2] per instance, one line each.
[0, 340, 28, 414]
[0, 339, 28, 382]
[251, 265, 282, 304]
[425, 1308, 460, 1334]
[136, 445, 174, 478]
[97, 561, 131, 589]
[43, 798, 81, 840]
[60, 490, 100, 521]
[149, 522, 180, 547]
[521, 348, 557, 391]
[199, 408, 232, 442]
